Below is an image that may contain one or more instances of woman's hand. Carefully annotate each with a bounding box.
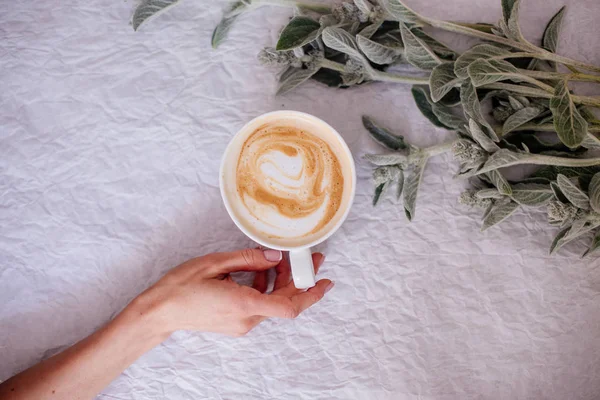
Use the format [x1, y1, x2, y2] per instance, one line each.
[132, 248, 333, 337]
[0, 248, 333, 400]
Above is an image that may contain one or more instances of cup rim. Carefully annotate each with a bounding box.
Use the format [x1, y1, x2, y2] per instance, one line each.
[219, 110, 356, 251]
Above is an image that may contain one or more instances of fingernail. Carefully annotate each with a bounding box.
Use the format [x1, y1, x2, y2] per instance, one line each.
[325, 281, 335, 294]
[263, 249, 282, 262]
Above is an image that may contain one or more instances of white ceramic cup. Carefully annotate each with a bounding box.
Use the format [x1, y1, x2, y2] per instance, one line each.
[219, 111, 356, 289]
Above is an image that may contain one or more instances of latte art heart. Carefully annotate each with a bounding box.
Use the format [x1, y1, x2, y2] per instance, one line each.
[236, 124, 344, 238]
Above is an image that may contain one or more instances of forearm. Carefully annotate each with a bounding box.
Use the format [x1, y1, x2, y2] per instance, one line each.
[0, 297, 170, 400]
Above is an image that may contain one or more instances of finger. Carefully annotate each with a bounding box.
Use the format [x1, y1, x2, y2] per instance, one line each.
[289, 279, 333, 314]
[273, 254, 291, 290]
[207, 248, 282, 275]
[274, 253, 325, 291]
[252, 271, 268, 293]
[252, 279, 334, 321]
[312, 253, 325, 275]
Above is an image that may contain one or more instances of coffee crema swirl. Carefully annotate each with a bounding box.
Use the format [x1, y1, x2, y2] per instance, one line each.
[236, 124, 344, 238]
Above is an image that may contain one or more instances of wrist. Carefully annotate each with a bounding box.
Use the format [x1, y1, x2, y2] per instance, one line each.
[120, 290, 175, 345]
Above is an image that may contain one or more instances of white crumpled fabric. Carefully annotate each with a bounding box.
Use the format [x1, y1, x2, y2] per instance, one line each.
[2, 0, 600, 398]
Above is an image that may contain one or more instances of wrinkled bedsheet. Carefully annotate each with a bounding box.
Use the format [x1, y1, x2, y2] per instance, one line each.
[2, 0, 600, 399]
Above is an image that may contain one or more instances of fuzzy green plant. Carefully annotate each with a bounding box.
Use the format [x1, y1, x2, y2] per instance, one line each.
[132, 0, 600, 256]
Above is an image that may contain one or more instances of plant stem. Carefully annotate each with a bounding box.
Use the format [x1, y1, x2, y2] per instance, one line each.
[480, 82, 552, 98]
[421, 18, 600, 74]
[507, 154, 600, 168]
[319, 59, 432, 85]
[453, 22, 494, 33]
[424, 140, 457, 157]
[520, 69, 600, 84]
[319, 59, 600, 107]
[371, 70, 430, 85]
[572, 95, 600, 108]
[255, 0, 330, 12]
[319, 58, 346, 72]
[512, 123, 600, 133]
[515, 76, 555, 93]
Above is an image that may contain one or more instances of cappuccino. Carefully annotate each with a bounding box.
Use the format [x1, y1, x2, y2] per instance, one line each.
[221, 112, 355, 248]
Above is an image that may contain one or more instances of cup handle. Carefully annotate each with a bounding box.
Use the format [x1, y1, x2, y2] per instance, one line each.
[289, 248, 316, 289]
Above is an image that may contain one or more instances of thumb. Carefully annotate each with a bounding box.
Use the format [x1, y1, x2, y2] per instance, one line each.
[208, 248, 282, 275]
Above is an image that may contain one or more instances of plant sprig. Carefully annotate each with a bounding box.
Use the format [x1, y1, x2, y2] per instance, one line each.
[132, 0, 600, 256]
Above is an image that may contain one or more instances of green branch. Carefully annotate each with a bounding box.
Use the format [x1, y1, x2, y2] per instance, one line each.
[255, 0, 330, 12]
[420, 18, 600, 74]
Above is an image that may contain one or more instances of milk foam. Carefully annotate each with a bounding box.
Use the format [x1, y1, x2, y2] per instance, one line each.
[235, 123, 342, 239]
[221, 112, 355, 248]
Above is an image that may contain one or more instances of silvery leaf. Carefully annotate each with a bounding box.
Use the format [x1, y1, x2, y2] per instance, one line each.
[383, 0, 422, 24]
[550, 182, 569, 204]
[500, 0, 524, 41]
[400, 23, 442, 70]
[582, 136, 600, 150]
[403, 158, 428, 221]
[542, 6, 566, 57]
[480, 89, 511, 103]
[432, 103, 464, 129]
[276, 66, 318, 95]
[487, 170, 512, 195]
[481, 201, 519, 231]
[513, 95, 530, 107]
[550, 80, 588, 148]
[276, 16, 321, 51]
[549, 226, 571, 254]
[454, 44, 510, 79]
[396, 168, 405, 200]
[460, 81, 497, 141]
[508, 96, 525, 110]
[322, 27, 363, 59]
[469, 119, 500, 153]
[133, 0, 182, 31]
[476, 149, 530, 174]
[358, 21, 383, 39]
[557, 174, 590, 210]
[589, 173, 600, 213]
[354, 0, 372, 15]
[476, 189, 505, 199]
[357, 35, 401, 65]
[579, 106, 599, 123]
[550, 218, 598, 254]
[411, 29, 456, 60]
[582, 230, 600, 258]
[470, 177, 490, 190]
[482, 201, 496, 220]
[364, 153, 408, 166]
[293, 47, 305, 58]
[437, 88, 462, 107]
[412, 86, 451, 130]
[429, 62, 463, 103]
[373, 182, 387, 206]
[319, 14, 338, 27]
[467, 59, 521, 87]
[510, 183, 553, 206]
[491, 25, 505, 37]
[502, 107, 544, 134]
[376, 30, 403, 47]
[362, 116, 407, 150]
[373, 166, 392, 185]
[211, 1, 248, 48]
